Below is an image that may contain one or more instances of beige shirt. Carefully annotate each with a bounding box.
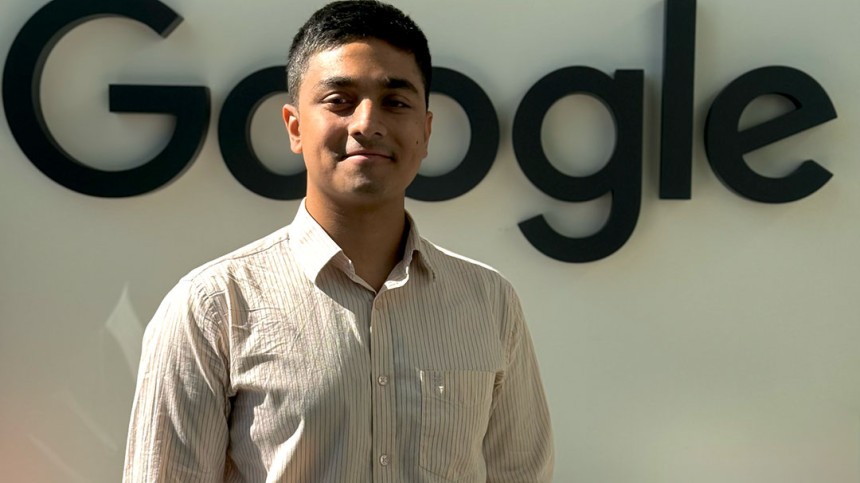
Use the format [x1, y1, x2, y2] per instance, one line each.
[124, 203, 554, 482]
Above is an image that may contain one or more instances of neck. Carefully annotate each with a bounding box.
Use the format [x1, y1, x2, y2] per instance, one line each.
[305, 195, 408, 291]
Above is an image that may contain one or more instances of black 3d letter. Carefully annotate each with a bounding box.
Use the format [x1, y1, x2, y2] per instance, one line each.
[219, 66, 305, 200]
[2, 0, 209, 197]
[407, 67, 499, 201]
[660, 0, 697, 199]
[705, 66, 836, 203]
[513, 67, 644, 263]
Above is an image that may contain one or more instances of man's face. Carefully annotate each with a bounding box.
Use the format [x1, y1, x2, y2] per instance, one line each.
[283, 39, 432, 210]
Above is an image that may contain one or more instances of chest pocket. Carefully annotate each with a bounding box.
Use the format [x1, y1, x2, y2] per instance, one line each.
[418, 370, 495, 481]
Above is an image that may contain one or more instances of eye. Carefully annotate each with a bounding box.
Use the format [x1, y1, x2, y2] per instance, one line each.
[318, 95, 356, 115]
[322, 94, 353, 107]
[384, 97, 412, 109]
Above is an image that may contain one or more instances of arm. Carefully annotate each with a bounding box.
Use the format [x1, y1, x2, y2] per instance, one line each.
[123, 279, 230, 482]
[483, 285, 554, 482]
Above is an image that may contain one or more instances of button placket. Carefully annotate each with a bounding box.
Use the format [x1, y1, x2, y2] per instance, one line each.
[370, 294, 396, 480]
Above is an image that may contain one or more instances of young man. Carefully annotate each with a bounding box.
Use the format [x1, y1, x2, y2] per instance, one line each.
[124, 1, 553, 481]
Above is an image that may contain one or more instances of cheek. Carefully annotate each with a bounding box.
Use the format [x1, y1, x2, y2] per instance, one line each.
[409, 120, 428, 143]
[302, 115, 341, 144]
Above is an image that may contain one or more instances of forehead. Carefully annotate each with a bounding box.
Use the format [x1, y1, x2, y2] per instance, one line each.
[299, 39, 424, 96]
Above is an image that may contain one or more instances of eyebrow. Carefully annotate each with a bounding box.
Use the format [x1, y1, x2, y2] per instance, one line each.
[318, 76, 420, 95]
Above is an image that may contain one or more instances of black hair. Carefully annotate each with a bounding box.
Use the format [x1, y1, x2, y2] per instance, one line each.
[286, 0, 432, 104]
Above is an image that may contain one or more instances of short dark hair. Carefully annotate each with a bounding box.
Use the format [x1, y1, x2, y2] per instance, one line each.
[286, 0, 432, 105]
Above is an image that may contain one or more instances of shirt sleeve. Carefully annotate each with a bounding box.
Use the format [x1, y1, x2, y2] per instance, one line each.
[483, 284, 555, 482]
[123, 279, 231, 482]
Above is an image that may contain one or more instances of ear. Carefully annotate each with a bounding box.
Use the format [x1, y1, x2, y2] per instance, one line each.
[283, 104, 302, 154]
[421, 110, 433, 158]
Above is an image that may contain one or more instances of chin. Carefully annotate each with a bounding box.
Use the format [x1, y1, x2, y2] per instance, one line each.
[341, 186, 403, 207]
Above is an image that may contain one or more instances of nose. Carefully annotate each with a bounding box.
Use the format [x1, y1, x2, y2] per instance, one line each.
[349, 99, 386, 139]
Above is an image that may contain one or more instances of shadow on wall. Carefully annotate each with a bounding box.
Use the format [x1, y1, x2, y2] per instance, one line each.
[26, 285, 143, 482]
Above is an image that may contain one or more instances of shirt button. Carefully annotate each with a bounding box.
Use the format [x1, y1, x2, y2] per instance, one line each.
[379, 454, 390, 466]
[377, 375, 389, 386]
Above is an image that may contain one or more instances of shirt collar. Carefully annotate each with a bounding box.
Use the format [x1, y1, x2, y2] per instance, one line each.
[287, 200, 345, 284]
[402, 211, 437, 281]
[288, 200, 437, 284]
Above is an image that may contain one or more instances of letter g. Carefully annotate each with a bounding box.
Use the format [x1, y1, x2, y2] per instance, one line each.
[3, 0, 209, 197]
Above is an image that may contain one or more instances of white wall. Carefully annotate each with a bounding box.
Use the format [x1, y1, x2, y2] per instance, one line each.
[1, 0, 858, 481]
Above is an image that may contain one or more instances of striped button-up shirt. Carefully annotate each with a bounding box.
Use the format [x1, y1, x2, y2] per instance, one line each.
[124, 203, 554, 482]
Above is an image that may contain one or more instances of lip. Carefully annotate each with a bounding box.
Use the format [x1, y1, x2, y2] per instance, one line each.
[341, 151, 393, 162]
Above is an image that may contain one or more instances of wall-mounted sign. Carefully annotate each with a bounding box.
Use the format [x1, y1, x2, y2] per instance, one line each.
[3, 0, 837, 262]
